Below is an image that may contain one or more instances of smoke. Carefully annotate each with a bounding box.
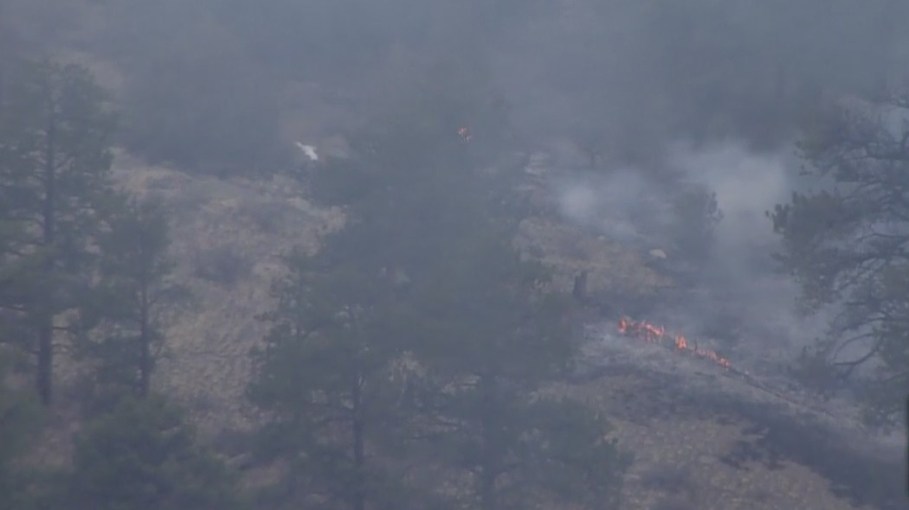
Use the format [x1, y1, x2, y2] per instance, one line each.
[677, 142, 827, 349]
[669, 141, 835, 362]
[552, 168, 655, 245]
[672, 142, 791, 265]
[550, 139, 829, 362]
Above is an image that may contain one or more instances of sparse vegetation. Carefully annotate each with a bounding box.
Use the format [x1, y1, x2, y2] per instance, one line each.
[1, 1, 906, 509]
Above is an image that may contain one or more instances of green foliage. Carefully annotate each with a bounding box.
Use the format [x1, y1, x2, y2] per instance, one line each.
[514, 398, 631, 508]
[771, 96, 909, 425]
[407, 226, 629, 509]
[413, 227, 573, 380]
[0, 353, 43, 510]
[81, 196, 189, 402]
[0, 57, 117, 403]
[249, 244, 414, 510]
[247, 68, 512, 507]
[251, 58, 627, 508]
[68, 395, 244, 510]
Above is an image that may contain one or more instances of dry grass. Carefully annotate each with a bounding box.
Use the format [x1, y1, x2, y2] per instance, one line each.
[107, 156, 670, 437]
[109, 152, 344, 435]
[514, 217, 672, 299]
[559, 369, 888, 510]
[66, 155, 899, 510]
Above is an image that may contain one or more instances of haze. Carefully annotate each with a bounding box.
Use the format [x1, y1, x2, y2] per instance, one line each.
[1, 1, 907, 510]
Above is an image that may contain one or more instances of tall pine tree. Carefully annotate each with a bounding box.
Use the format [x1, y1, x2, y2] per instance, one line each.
[81, 196, 187, 402]
[0, 58, 116, 404]
[68, 395, 244, 510]
[249, 246, 413, 510]
[251, 59, 628, 508]
[406, 223, 629, 510]
[0, 351, 42, 510]
[248, 61, 508, 509]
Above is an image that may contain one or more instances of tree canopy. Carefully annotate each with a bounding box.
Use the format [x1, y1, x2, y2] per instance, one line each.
[771, 92, 909, 425]
[0, 57, 117, 404]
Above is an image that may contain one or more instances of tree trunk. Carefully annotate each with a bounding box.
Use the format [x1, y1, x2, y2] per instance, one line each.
[479, 374, 498, 510]
[138, 287, 150, 397]
[37, 98, 57, 405]
[572, 270, 588, 303]
[351, 373, 366, 510]
[480, 465, 497, 510]
[36, 318, 52, 404]
[0, 0, 4, 113]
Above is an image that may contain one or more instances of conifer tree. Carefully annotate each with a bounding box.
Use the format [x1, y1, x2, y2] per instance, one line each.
[82, 196, 187, 401]
[0, 58, 116, 404]
[407, 224, 630, 510]
[69, 396, 243, 510]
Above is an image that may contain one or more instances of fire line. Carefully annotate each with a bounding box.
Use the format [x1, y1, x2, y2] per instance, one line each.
[613, 316, 845, 421]
[617, 316, 731, 369]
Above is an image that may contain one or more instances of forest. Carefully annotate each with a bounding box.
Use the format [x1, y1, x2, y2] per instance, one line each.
[1, 1, 907, 509]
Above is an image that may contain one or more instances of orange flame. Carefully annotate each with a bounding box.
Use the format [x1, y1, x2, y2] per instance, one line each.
[617, 316, 731, 369]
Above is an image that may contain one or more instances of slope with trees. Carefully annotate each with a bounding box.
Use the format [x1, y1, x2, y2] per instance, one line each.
[248, 62, 629, 508]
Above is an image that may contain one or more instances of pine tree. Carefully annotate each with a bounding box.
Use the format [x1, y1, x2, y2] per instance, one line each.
[251, 61, 628, 508]
[407, 225, 630, 509]
[249, 245, 412, 510]
[248, 65, 504, 509]
[81, 196, 188, 401]
[770, 94, 909, 425]
[68, 395, 243, 510]
[0, 58, 116, 404]
[0, 352, 42, 510]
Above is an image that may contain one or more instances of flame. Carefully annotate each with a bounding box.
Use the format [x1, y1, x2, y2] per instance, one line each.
[615, 317, 847, 418]
[458, 127, 472, 141]
[617, 316, 731, 369]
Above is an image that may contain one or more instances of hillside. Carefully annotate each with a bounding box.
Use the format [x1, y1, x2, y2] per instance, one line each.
[4, 1, 907, 508]
[98, 149, 903, 510]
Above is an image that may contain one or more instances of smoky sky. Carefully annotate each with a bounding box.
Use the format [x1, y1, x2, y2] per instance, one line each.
[10, 0, 908, 147]
[8, 0, 908, 358]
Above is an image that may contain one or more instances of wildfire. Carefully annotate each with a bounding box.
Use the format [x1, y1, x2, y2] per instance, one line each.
[457, 127, 472, 142]
[617, 316, 731, 369]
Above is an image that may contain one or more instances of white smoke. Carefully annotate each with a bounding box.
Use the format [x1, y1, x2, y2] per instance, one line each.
[550, 139, 828, 357]
[553, 168, 659, 245]
[670, 140, 792, 266]
[668, 140, 830, 356]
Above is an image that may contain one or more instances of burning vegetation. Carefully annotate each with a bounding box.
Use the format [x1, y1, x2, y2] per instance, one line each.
[618, 316, 732, 370]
